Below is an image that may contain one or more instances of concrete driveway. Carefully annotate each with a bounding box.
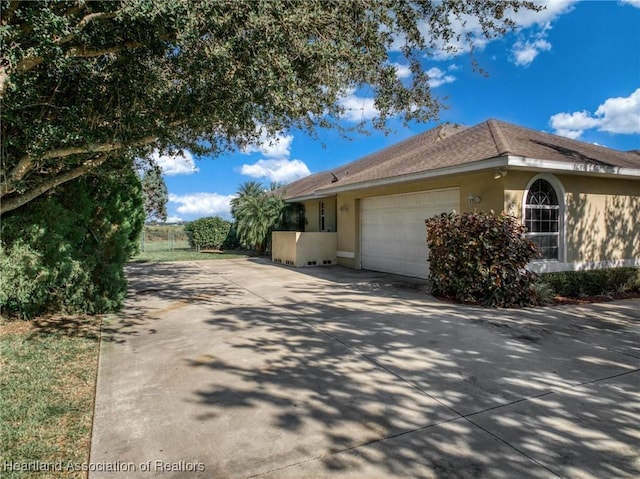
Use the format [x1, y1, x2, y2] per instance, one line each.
[90, 258, 639, 478]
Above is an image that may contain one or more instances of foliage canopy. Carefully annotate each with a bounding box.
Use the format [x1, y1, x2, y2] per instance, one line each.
[1, 0, 538, 214]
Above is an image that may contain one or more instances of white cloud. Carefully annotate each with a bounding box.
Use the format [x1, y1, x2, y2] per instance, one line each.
[594, 88, 640, 134]
[423, 15, 488, 61]
[512, 38, 552, 66]
[621, 0, 640, 8]
[339, 89, 380, 122]
[168, 192, 234, 218]
[165, 215, 184, 223]
[549, 111, 600, 139]
[243, 131, 293, 159]
[240, 158, 310, 183]
[550, 88, 640, 139]
[426, 67, 456, 88]
[239, 128, 310, 183]
[388, 64, 456, 86]
[405, 0, 575, 65]
[151, 150, 199, 176]
[391, 62, 412, 79]
[505, 0, 577, 29]
[507, 0, 576, 66]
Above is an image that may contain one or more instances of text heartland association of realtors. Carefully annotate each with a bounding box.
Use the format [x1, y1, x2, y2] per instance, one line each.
[2, 460, 206, 473]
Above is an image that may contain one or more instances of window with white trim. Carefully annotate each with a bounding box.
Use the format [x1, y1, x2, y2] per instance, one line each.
[525, 179, 560, 260]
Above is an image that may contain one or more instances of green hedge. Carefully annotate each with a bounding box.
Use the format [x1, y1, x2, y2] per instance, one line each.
[426, 212, 540, 307]
[184, 216, 232, 250]
[540, 267, 640, 297]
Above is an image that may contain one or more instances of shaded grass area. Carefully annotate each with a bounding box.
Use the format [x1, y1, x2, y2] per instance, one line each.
[0, 316, 101, 478]
[132, 241, 250, 263]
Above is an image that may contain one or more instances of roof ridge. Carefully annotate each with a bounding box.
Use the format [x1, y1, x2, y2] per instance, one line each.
[487, 118, 513, 156]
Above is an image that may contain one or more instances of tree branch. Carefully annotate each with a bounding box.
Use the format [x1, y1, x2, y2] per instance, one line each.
[1, 4, 167, 99]
[6, 135, 158, 188]
[0, 155, 109, 215]
[66, 41, 143, 59]
[1, 38, 140, 99]
[0, 1, 21, 25]
[56, 11, 119, 46]
[12, 39, 143, 75]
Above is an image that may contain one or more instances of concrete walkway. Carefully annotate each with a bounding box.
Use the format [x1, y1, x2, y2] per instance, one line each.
[90, 259, 640, 478]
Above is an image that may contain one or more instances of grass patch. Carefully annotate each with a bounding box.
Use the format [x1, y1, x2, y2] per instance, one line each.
[131, 242, 250, 263]
[0, 316, 101, 478]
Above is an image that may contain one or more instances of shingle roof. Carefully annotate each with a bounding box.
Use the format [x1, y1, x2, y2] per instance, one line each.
[283, 119, 640, 200]
[282, 123, 465, 199]
[487, 119, 640, 168]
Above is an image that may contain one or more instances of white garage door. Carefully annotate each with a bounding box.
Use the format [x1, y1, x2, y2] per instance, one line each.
[361, 188, 459, 278]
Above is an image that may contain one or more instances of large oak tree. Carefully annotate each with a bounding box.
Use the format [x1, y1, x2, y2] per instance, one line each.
[1, 0, 538, 215]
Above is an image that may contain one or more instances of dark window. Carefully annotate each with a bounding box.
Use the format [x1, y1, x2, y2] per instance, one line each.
[525, 179, 560, 260]
[319, 201, 325, 231]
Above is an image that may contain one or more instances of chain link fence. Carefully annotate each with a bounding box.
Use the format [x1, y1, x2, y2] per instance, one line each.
[139, 225, 191, 252]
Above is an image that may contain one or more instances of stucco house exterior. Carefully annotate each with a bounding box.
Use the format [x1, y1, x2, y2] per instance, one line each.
[272, 119, 640, 279]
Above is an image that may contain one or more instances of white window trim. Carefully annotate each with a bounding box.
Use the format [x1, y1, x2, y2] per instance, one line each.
[523, 173, 566, 263]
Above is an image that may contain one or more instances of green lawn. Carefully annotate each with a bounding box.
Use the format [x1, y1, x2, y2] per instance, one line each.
[132, 241, 250, 263]
[0, 316, 101, 478]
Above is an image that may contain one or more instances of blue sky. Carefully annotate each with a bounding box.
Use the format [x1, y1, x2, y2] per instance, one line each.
[158, 0, 640, 223]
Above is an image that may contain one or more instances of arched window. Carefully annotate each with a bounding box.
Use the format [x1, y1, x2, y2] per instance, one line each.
[525, 179, 560, 260]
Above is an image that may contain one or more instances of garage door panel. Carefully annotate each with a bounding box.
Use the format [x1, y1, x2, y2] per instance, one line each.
[361, 188, 459, 278]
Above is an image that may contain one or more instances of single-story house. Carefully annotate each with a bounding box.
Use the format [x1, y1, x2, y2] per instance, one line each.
[272, 119, 640, 278]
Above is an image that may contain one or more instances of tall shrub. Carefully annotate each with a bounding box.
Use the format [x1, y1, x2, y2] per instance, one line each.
[426, 212, 540, 307]
[0, 167, 144, 319]
[185, 217, 232, 250]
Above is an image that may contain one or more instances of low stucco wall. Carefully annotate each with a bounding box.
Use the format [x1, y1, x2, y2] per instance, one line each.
[295, 232, 337, 266]
[272, 231, 297, 266]
[272, 232, 337, 267]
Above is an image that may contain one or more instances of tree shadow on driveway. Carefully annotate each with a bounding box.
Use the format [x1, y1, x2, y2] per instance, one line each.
[92, 260, 640, 479]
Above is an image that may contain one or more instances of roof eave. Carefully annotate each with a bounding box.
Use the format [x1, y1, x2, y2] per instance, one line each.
[285, 192, 337, 202]
[314, 155, 640, 195]
[506, 155, 640, 178]
[316, 156, 509, 194]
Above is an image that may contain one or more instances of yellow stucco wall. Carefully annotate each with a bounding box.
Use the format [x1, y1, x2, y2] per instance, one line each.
[296, 232, 337, 266]
[304, 201, 320, 232]
[301, 197, 336, 232]
[271, 231, 337, 267]
[294, 171, 638, 272]
[332, 172, 505, 268]
[504, 172, 640, 265]
[271, 231, 297, 265]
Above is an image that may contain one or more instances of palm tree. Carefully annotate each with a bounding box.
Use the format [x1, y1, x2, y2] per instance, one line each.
[232, 181, 286, 253]
[230, 181, 264, 218]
